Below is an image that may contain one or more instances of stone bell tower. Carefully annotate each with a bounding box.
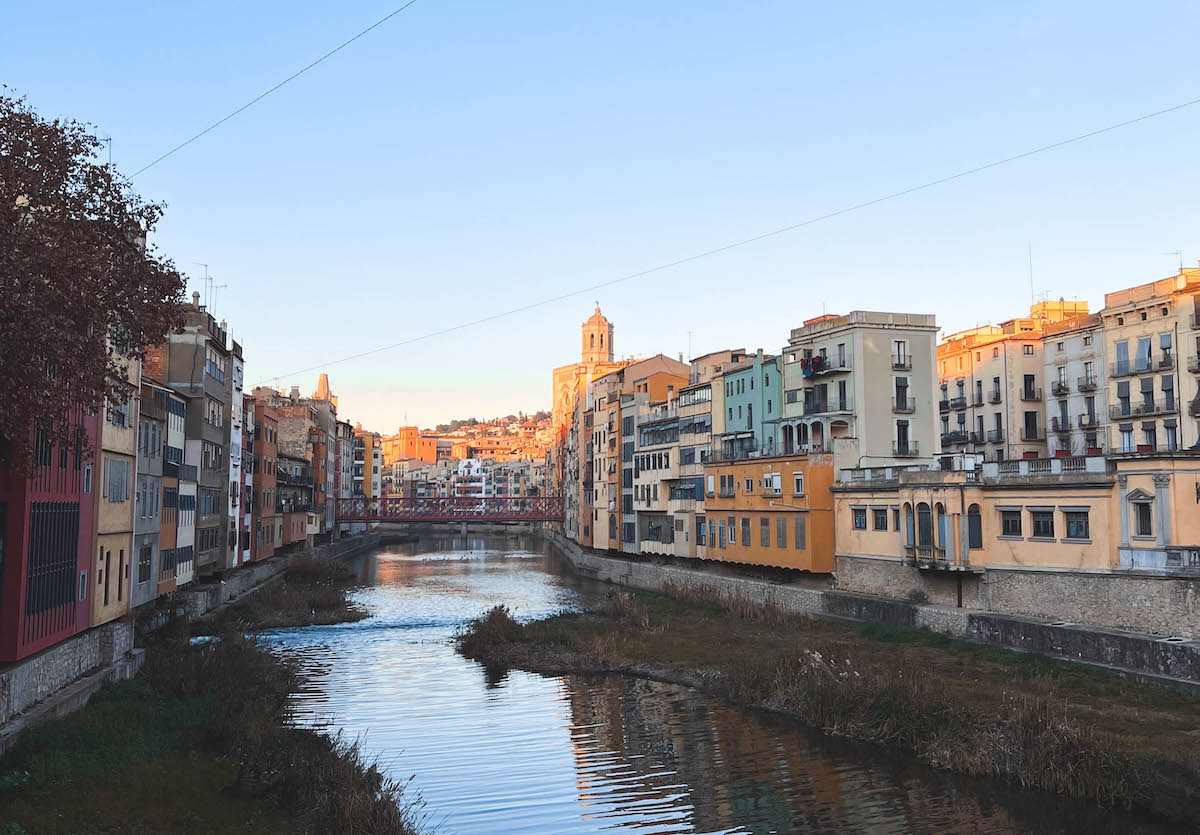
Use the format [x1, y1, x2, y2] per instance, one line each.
[581, 305, 614, 365]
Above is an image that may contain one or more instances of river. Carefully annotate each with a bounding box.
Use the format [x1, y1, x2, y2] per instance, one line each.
[265, 534, 1172, 834]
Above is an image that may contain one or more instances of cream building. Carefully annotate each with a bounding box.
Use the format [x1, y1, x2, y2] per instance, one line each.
[779, 311, 939, 467]
[1041, 314, 1107, 456]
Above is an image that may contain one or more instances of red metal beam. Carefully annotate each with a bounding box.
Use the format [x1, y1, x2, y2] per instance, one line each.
[336, 495, 563, 523]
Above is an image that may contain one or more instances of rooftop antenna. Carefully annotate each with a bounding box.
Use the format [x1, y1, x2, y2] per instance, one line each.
[1027, 242, 1034, 305]
[193, 262, 211, 309]
[1162, 250, 1183, 271]
[210, 283, 229, 314]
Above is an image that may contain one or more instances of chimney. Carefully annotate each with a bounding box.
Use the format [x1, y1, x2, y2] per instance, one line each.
[757, 347, 764, 360]
[289, 386, 300, 400]
[192, 291, 200, 309]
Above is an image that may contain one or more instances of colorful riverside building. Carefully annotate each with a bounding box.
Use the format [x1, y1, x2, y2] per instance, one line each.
[0, 414, 99, 662]
[94, 351, 140, 626]
[250, 398, 280, 561]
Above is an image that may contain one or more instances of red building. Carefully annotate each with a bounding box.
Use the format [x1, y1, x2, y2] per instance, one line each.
[0, 412, 99, 662]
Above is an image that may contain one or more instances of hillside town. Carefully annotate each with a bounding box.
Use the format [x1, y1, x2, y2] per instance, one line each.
[545, 270, 1200, 635]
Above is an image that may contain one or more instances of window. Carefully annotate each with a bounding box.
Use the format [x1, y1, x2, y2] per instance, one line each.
[1001, 510, 1022, 537]
[794, 516, 806, 550]
[1023, 344, 1034, 355]
[104, 458, 130, 503]
[728, 516, 737, 545]
[872, 508, 888, 530]
[740, 517, 750, 546]
[1083, 334, 1093, 346]
[205, 397, 224, 428]
[1056, 341, 1064, 352]
[1134, 502, 1153, 537]
[792, 472, 805, 495]
[992, 347, 999, 358]
[892, 507, 900, 531]
[744, 478, 754, 494]
[967, 504, 982, 549]
[776, 518, 787, 548]
[760, 517, 770, 547]
[1065, 511, 1089, 540]
[1031, 510, 1054, 539]
[852, 508, 867, 530]
[138, 542, 152, 583]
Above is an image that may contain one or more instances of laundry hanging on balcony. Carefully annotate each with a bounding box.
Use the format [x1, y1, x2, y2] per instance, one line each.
[799, 356, 826, 377]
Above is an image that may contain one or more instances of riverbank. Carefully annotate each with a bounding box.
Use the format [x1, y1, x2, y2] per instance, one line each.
[1, 547, 422, 834]
[457, 583, 1200, 824]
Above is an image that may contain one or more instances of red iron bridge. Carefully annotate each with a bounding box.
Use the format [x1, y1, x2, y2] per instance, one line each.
[335, 495, 564, 524]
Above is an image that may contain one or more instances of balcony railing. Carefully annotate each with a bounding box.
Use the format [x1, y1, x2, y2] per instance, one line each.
[1192, 312, 1200, 329]
[941, 430, 968, 446]
[892, 440, 919, 457]
[1050, 416, 1071, 433]
[986, 428, 1004, 443]
[1019, 388, 1043, 402]
[1050, 380, 1070, 397]
[938, 399, 950, 413]
[1189, 400, 1200, 418]
[811, 354, 852, 374]
[1110, 401, 1177, 419]
[949, 396, 967, 410]
[1111, 358, 1172, 377]
[1020, 426, 1046, 441]
[1188, 355, 1200, 374]
[707, 442, 760, 463]
[1077, 375, 1098, 392]
[805, 397, 853, 415]
[988, 390, 1002, 404]
[892, 396, 915, 414]
[1078, 413, 1099, 428]
[891, 355, 912, 370]
[178, 464, 198, 482]
[971, 394, 984, 407]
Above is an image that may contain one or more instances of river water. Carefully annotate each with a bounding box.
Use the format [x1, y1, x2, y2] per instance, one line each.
[265, 535, 1172, 834]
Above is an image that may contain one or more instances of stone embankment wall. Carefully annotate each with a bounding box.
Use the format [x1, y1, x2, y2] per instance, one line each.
[834, 554, 1199, 638]
[0, 531, 381, 752]
[547, 533, 1200, 686]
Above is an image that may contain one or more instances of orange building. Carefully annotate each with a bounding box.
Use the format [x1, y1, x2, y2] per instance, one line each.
[702, 453, 835, 572]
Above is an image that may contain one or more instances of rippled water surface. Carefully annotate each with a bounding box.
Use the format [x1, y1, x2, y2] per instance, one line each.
[266, 535, 1172, 834]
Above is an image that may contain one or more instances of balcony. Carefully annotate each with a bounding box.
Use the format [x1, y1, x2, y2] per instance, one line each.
[1077, 375, 1099, 392]
[1050, 416, 1072, 434]
[1050, 380, 1070, 397]
[988, 390, 1002, 404]
[1189, 400, 1200, 418]
[178, 464, 198, 482]
[1111, 401, 1177, 419]
[940, 430, 969, 446]
[1019, 387, 1043, 402]
[1078, 413, 1099, 429]
[891, 355, 912, 370]
[892, 396, 915, 414]
[949, 396, 967, 411]
[278, 471, 314, 487]
[805, 397, 853, 416]
[903, 545, 948, 568]
[986, 428, 1004, 443]
[892, 440, 919, 457]
[1188, 356, 1200, 374]
[1104, 362, 1152, 381]
[809, 354, 852, 375]
[1020, 426, 1046, 441]
[938, 399, 950, 413]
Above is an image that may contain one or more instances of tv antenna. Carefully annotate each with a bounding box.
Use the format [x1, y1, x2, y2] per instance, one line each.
[1162, 250, 1183, 271]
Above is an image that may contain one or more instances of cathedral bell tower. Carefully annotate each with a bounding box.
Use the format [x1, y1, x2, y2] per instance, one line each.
[581, 305, 614, 365]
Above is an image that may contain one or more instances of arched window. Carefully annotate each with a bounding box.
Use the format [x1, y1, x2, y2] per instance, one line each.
[590, 334, 596, 350]
[917, 502, 933, 548]
[967, 504, 982, 549]
[903, 502, 915, 547]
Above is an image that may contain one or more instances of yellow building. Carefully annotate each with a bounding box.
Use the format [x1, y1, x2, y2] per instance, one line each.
[94, 354, 140, 626]
[702, 453, 835, 572]
[936, 300, 1089, 461]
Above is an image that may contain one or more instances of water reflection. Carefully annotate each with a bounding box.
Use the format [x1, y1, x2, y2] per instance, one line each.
[265, 536, 1175, 834]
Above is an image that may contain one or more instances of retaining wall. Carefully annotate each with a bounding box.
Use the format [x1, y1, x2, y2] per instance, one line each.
[549, 533, 1200, 686]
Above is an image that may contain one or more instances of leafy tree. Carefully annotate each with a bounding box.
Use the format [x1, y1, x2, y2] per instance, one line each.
[0, 93, 185, 468]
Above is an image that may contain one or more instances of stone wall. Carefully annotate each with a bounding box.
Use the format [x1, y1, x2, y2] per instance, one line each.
[835, 554, 1199, 638]
[549, 534, 1200, 685]
[0, 622, 133, 727]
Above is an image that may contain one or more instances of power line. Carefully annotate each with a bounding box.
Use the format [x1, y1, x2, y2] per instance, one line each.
[132, 0, 421, 177]
[262, 94, 1200, 385]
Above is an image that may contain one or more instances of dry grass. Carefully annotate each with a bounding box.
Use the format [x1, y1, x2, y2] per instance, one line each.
[207, 556, 369, 632]
[455, 585, 1200, 823]
[1, 628, 423, 834]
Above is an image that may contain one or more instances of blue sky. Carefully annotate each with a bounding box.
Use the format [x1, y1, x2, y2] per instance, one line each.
[6, 2, 1200, 430]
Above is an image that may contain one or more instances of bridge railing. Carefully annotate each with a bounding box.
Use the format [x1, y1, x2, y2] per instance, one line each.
[336, 495, 564, 523]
